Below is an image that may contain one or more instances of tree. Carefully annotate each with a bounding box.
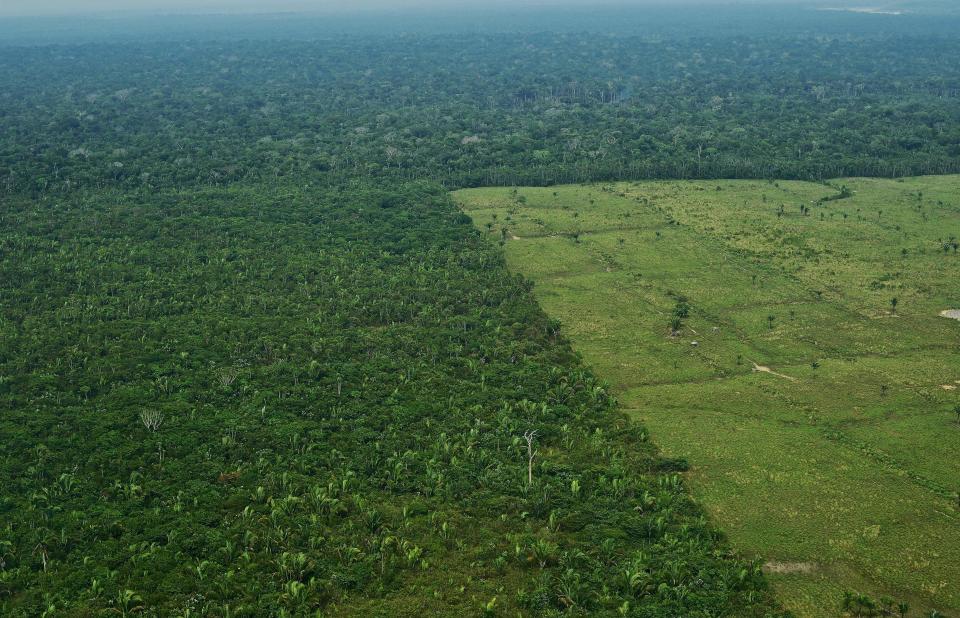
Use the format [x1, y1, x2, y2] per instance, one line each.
[139, 409, 164, 432]
[523, 429, 539, 486]
[112, 590, 145, 617]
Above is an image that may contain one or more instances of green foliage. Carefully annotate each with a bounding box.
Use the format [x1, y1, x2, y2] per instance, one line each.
[841, 591, 917, 618]
[0, 181, 784, 615]
[3, 20, 960, 199]
[4, 7, 959, 616]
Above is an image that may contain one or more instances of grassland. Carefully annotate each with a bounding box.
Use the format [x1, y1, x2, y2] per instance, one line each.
[455, 176, 960, 617]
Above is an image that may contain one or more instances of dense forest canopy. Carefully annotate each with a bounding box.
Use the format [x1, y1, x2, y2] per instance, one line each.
[1, 5, 958, 617]
[2, 9, 960, 196]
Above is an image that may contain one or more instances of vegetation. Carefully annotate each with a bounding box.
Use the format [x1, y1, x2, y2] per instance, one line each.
[2, 5, 959, 617]
[456, 177, 960, 617]
[3, 13, 960, 198]
[0, 182, 787, 616]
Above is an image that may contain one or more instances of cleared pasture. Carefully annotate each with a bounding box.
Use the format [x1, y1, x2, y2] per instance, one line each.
[455, 176, 960, 617]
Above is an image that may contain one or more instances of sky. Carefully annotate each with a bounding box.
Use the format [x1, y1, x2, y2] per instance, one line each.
[0, 0, 834, 18]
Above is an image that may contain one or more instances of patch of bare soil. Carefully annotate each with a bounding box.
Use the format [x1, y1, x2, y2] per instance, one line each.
[763, 561, 818, 575]
[939, 309, 960, 320]
[751, 362, 798, 382]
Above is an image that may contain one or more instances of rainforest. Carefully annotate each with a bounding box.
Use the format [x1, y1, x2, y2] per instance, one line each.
[1, 3, 959, 617]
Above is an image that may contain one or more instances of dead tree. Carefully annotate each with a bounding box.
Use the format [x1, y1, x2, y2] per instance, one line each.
[523, 430, 539, 486]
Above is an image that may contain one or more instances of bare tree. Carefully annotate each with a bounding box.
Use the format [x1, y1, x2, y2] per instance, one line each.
[140, 409, 164, 432]
[217, 367, 239, 387]
[523, 430, 539, 486]
[33, 543, 49, 572]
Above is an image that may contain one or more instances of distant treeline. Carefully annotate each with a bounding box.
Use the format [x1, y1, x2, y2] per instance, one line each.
[1, 30, 959, 198]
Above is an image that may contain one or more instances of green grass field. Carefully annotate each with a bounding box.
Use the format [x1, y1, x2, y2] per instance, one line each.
[454, 177, 960, 617]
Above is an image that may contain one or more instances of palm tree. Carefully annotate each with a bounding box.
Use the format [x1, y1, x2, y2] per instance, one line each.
[111, 590, 145, 617]
[529, 538, 559, 569]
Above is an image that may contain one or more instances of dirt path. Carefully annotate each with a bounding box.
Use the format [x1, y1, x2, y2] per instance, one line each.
[751, 362, 798, 382]
[763, 561, 817, 575]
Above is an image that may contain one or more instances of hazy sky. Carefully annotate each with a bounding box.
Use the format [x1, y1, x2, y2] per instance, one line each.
[0, 0, 826, 18]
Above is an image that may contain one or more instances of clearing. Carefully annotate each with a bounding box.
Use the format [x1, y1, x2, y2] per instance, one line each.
[455, 176, 960, 617]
